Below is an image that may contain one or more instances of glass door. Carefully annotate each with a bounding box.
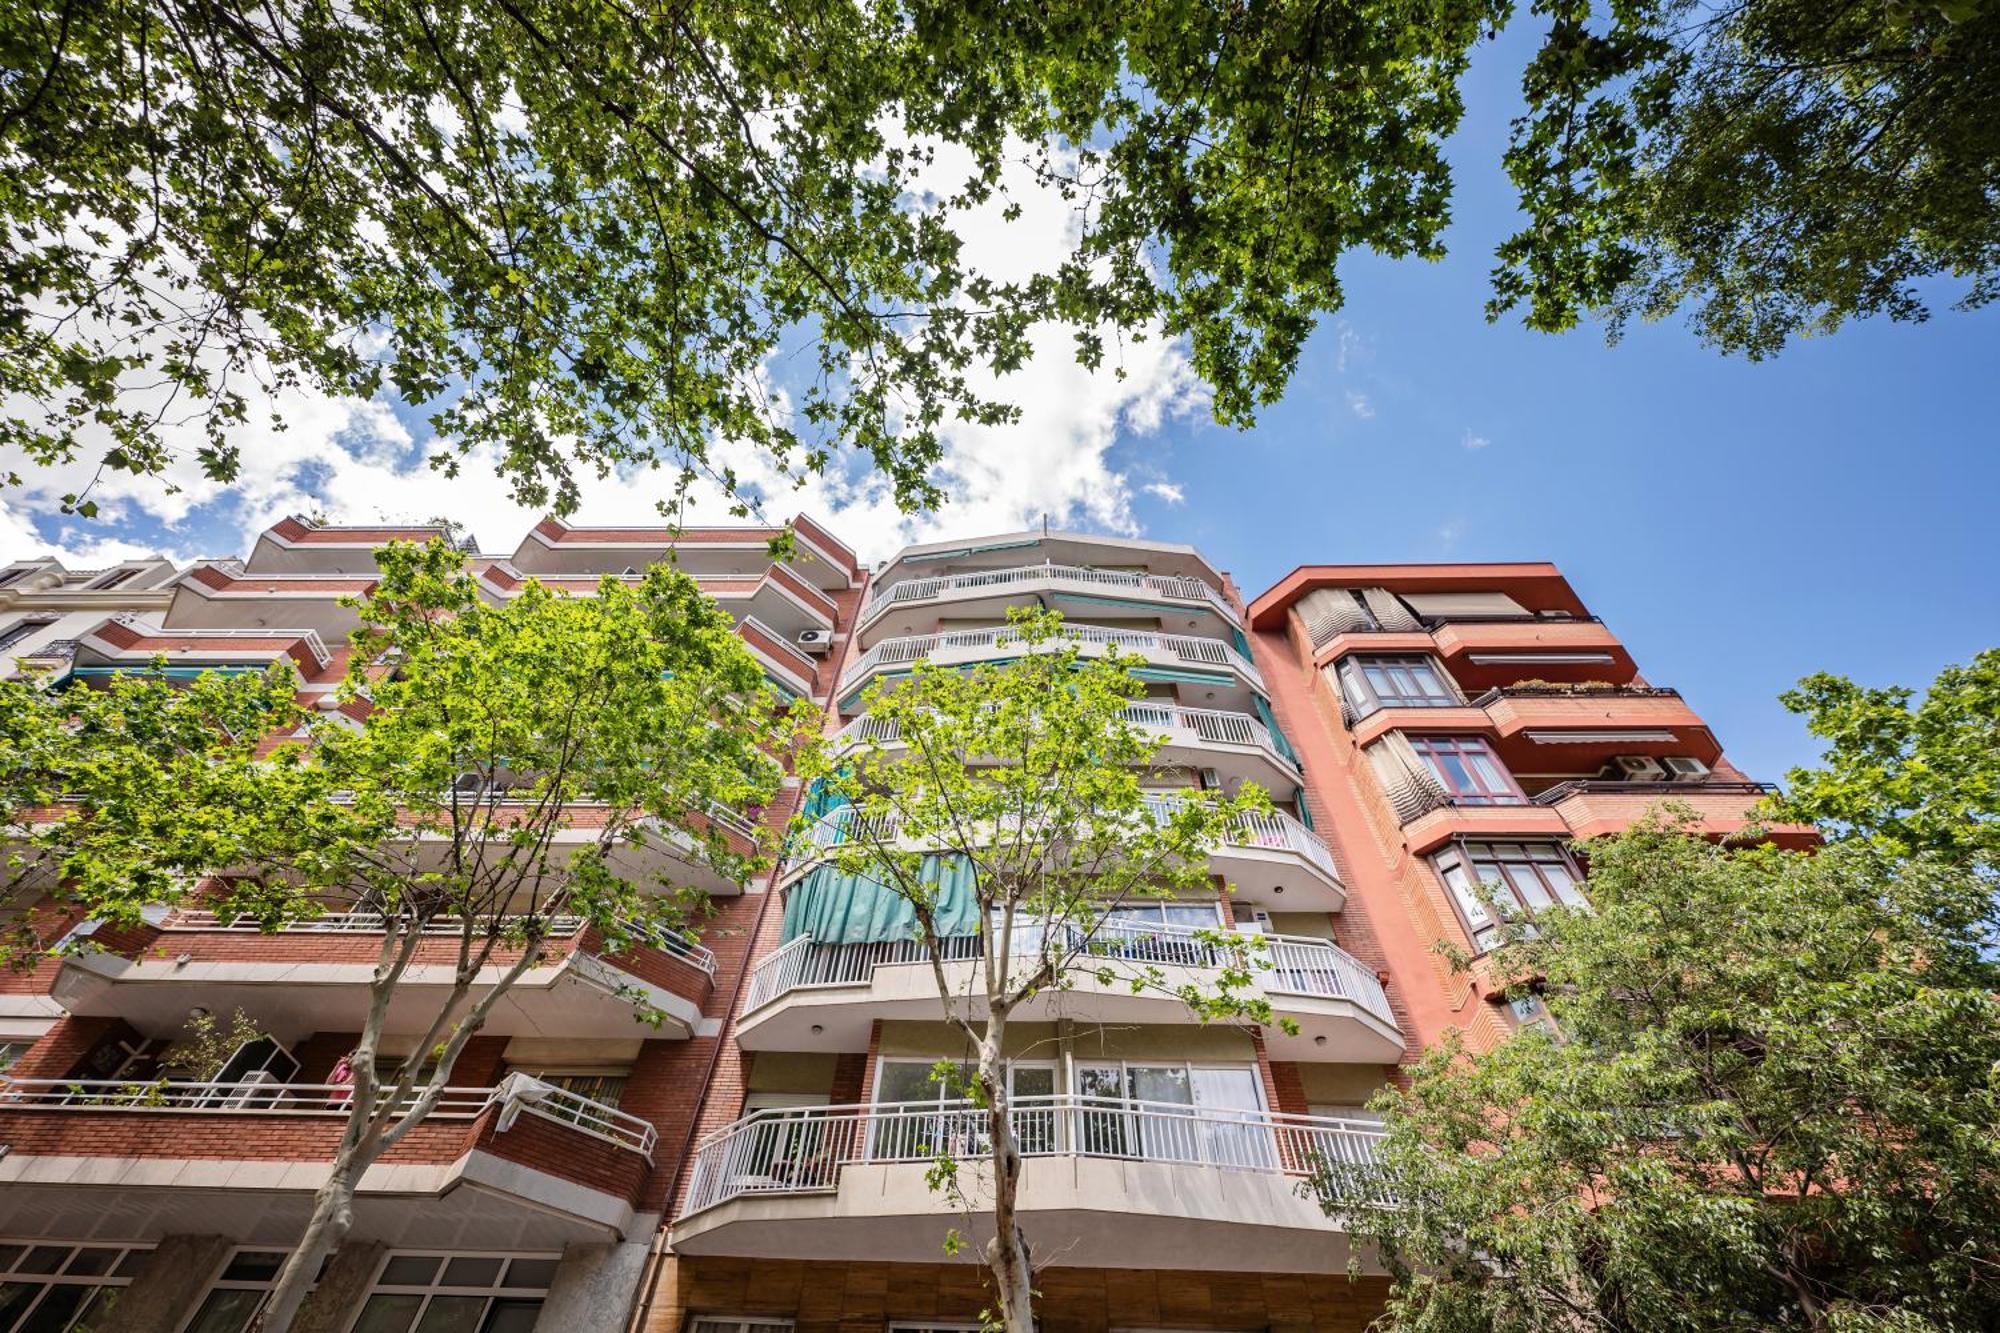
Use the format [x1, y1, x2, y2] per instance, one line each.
[1189, 1066, 1273, 1168]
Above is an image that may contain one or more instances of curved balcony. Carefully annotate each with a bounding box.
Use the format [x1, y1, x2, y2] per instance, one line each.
[52, 912, 715, 1041]
[856, 562, 1239, 648]
[831, 701, 1302, 801]
[784, 793, 1345, 911]
[838, 624, 1264, 713]
[674, 1097, 1389, 1272]
[735, 921, 1399, 1060]
[0, 1072, 652, 1245]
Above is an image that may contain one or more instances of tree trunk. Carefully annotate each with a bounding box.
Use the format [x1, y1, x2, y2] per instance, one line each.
[252, 1142, 369, 1332]
[976, 1028, 1036, 1333]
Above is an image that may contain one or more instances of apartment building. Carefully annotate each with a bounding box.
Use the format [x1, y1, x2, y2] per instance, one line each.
[646, 532, 1405, 1333]
[1246, 563, 1816, 1053]
[0, 516, 863, 1333]
[0, 524, 1807, 1333]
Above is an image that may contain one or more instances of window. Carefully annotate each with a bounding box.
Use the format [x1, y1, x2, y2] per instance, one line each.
[1409, 736, 1525, 805]
[0, 1043, 28, 1075]
[1337, 656, 1460, 716]
[689, 1321, 794, 1333]
[0, 568, 27, 589]
[0, 620, 54, 653]
[178, 1250, 305, 1333]
[86, 569, 138, 591]
[0, 1242, 151, 1333]
[349, 1253, 556, 1333]
[1433, 842, 1587, 952]
[870, 1061, 1055, 1160]
[1073, 1063, 1269, 1167]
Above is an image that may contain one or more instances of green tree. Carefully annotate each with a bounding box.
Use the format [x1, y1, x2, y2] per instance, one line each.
[1494, 0, 2000, 357]
[0, 0, 1495, 517]
[3, 539, 799, 1333]
[794, 610, 1282, 1333]
[1766, 649, 1999, 872]
[1314, 818, 2000, 1332]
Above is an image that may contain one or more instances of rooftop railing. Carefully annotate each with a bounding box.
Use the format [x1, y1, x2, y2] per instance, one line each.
[683, 1096, 1391, 1216]
[840, 624, 1263, 697]
[863, 562, 1239, 626]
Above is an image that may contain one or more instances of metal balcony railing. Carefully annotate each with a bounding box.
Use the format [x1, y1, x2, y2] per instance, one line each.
[159, 911, 717, 976]
[788, 794, 1339, 890]
[0, 1072, 656, 1158]
[840, 624, 1263, 698]
[742, 921, 1392, 1026]
[863, 562, 1239, 626]
[682, 1096, 1391, 1216]
[833, 702, 1295, 771]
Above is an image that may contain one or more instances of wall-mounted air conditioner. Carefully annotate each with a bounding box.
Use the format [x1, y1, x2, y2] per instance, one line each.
[1661, 756, 1711, 782]
[796, 629, 833, 653]
[1608, 755, 1667, 782]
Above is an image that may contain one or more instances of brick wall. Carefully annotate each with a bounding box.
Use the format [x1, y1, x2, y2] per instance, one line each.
[652, 1256, 1392, 1333]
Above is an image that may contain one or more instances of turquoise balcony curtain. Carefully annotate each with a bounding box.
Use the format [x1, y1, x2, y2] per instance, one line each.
[801, 777, 850, 822]
[781, 857, 982, 944]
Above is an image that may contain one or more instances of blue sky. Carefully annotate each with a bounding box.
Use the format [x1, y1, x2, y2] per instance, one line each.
[1108, 25, 1999, 787]
[4, 22, 1992, 787]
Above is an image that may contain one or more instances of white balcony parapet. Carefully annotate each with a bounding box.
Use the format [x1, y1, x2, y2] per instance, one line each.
[833, 702, 1297, 773]
[0, 1072, 657, 1158]
[862, 562, 1239, 628]
[682, 1096, 1391, 1216]
[741, 921, 1392, 1028]
[160, 910, 718, 976]
[839, 623, 1264, 699]
[787, 794, 1340, 894]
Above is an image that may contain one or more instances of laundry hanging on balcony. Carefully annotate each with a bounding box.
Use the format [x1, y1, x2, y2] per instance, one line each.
[781, 857, 980, 944]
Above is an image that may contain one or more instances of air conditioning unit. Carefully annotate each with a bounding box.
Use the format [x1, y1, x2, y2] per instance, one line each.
[1608, 755, 1667, 782]
[1661, 756, 1711, 782]
[795, 628, 833, 653]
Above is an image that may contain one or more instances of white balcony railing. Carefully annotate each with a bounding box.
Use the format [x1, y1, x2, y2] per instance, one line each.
[683, 1096, 1391, 1216]
[863, 562, 1239, 626]
[840, 624, 1263, 698]
[0, 1072, 657, 1158]
[742, 920, 1393, 1027]
[788, 795, 1339, 891]
[832, 703, 1297, 773]
[159, 911, 717, 976]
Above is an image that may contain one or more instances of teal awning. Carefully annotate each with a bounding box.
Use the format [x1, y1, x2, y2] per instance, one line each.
[781, 858, 981, 944]
[1251, 693, 1301, 767]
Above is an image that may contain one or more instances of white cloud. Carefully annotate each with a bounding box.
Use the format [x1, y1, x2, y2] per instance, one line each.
[1346, 391, 1375, 420]
[1, 135, 1204, 569]
[1461, 429, 1490, 451]
[1435, 518, 1466, 549]
[1142, 482, 1186, 505]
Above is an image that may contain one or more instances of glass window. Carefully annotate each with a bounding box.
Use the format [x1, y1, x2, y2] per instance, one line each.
[0, 620, 55, 653]
[689, 1321, 795, 1333]
[1433, 842, 1587, 952]
[347, 1250, 556, 1333]
[1338, 655, 1459, 716]
[1409, 737, 1524, 805]
[0, 1244, 150, 1333]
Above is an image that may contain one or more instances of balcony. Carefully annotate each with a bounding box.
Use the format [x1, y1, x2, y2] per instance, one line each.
[856, 562, 1239, 648]
[673, 1097, 1388, 1273]
[1474, 686, 1720, 768]
[783, 795, 1346, 912]
[52, 913, 715, 1042]
[1427, 617, 1634, 689]
[831, 701, 1303, 802]
[838, 625, 1265, 713]
[734, 921, 1399, 1061]
[0, 1072, 652, 1245]
[1397, 799, 1571, 854]
[1536, 780, 1818, 849]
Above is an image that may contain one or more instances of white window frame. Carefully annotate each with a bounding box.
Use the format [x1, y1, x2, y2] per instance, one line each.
[689, 1318, 796, 1333]
[0, 1241, 153, 1333]
[343, 1250, 560, 1333]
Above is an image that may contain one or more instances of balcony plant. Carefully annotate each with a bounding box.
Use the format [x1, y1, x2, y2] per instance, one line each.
[796, 607, 1287, 1333]
[0, 537, 802, 1333]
